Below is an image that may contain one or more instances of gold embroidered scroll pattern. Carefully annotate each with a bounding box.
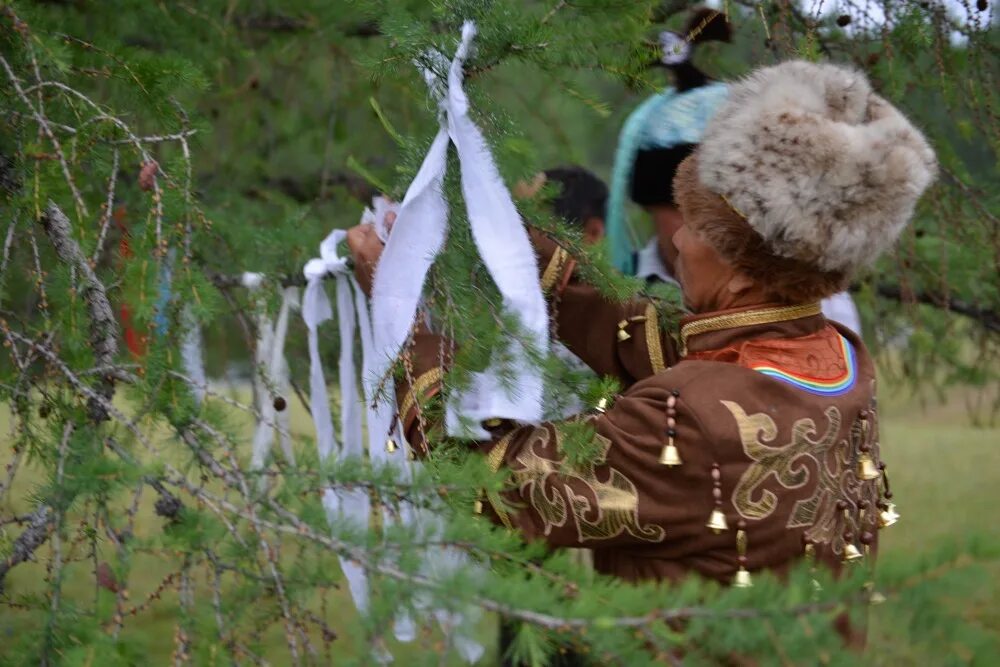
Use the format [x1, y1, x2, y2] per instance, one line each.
[723, 401, 851, 549]
[510, 426, 665, 544]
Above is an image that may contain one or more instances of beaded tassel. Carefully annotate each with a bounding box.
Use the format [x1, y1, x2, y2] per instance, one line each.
[706, 462, 728, 533]
[660, 390, 682, 466]
[733, 520, 752, 588]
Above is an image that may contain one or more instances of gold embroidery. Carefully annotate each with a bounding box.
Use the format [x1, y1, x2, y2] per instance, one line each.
[723, 400, 857, 551]
[509, 425, 665, 544]
[399, 367, 444, 423]
[680, 302, 822, 355]
[644, 302, 666, 373]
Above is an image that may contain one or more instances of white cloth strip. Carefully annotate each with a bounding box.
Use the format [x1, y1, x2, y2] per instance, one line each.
[180, 304, 207, 405]
[302, 229, 373, 616]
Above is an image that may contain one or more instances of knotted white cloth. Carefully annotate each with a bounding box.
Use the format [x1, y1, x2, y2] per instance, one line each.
[301, 230, 373, 616]
[370, 21, 548, 441]
[301, 219, 419, 654]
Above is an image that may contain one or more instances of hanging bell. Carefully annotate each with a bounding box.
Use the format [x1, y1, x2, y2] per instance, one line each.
[595, 397, 609, 413]
[857, 453, 880, 481]
[869, 590, 887, 605]
[842, 543, 864, 563]
[878, 502, 900, 528]
[659, 442, 682, 467]
[732, 567, 753, 588]
[385, 438, 399, 454]
[473, 499, 484, 514]
[706, 508, 729, 533]
[616, 320, 632, 342]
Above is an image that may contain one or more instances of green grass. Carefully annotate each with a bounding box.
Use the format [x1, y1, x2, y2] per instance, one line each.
[1, 379, 998, 665]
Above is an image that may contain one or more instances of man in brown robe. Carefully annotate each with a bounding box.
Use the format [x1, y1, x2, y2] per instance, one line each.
[346, 61, 934, 596]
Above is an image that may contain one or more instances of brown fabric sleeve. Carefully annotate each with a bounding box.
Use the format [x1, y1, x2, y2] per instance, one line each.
[470, 379, 714, 549]
[394, 325, 448, 454]
[531, 227, 679, 385]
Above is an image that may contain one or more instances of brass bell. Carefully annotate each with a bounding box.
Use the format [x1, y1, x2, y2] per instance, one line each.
[732, 567, 753, 588]
[385, 438, 399, 454]
[473, 499, 484, 514]
[857, 453, 880, 481]
[869, 590, 887, 605]
[616, 320, 631, 342]
[595, 397, 609, 413]
[878, 502, 900, 528]
[659, 442, 682, 467]
[842, 543, 864, 563]
[706, 508, 729, 533]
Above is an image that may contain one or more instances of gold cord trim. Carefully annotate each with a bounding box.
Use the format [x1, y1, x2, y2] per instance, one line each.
[486, 430, 515, 473]
[399, 367, 444, 423]
[680, 302, 822, 355]
[540, 247, 569, 294]
[485, 490, 514, 530]
[644, 302, 666, 374]
[483, 431, 516, 530]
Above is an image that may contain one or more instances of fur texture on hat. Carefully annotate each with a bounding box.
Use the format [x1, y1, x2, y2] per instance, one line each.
[675, 156, 848, 302]
[697, 60, 937, 275]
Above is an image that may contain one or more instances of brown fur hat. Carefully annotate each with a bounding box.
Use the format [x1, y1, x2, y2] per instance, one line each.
[696, 60, 937, 277]
[674, 155, 848, 302]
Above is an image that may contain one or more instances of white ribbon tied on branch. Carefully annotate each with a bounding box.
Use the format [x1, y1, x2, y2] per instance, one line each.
[245, 274, 298, 473]
[301, 229, 373, 616]
[370, 20, 549, 440]
[300, 217, 419, 658]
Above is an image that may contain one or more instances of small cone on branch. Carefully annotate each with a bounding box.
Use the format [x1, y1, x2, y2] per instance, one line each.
[138, 161, 158, 191]
[96, 561, 121, 593]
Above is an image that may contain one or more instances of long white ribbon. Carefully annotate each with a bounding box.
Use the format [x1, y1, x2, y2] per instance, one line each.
[249, 280, 298, 472]
[180, 304, 207, 405]
[301, 230, 374, 617]
[370, 21, 548, 442]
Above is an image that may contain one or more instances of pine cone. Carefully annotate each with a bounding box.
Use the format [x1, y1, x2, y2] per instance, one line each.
[138, 161, 158, 191]
[154, 491, 183, 520]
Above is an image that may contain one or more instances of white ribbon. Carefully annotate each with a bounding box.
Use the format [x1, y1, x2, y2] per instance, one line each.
[301, 230, 374, 617]
[370, 21, 548, 442]
[249, 284, 298, 472]
[180, 304, 207, 405]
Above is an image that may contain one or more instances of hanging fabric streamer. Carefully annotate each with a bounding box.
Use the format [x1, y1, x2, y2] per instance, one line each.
[180, 304, 207, 404]
[247, 275, 298, 472]
[153, 248, 175, 337]
[301, 229, 372, 619]
[365, 22, 521, 662]
[370, 21, 548, 441]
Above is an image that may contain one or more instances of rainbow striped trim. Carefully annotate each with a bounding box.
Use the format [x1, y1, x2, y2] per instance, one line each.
[751, 335, 857, 396]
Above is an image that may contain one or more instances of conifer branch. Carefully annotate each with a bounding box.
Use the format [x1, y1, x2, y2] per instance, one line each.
[39, 202, 119, 421]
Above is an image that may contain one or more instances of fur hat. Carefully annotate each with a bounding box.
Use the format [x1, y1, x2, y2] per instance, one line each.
[697, 60, 937, 276]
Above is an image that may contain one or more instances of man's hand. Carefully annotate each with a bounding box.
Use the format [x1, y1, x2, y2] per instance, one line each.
[346, 224, 384, 296]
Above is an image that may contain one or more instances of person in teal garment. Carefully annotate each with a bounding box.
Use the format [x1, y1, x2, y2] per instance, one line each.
[606, 7, 863, 334]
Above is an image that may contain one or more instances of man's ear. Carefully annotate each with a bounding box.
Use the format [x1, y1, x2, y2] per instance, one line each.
[726, 272, 756, 296]
[582, 217, 605, 244]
